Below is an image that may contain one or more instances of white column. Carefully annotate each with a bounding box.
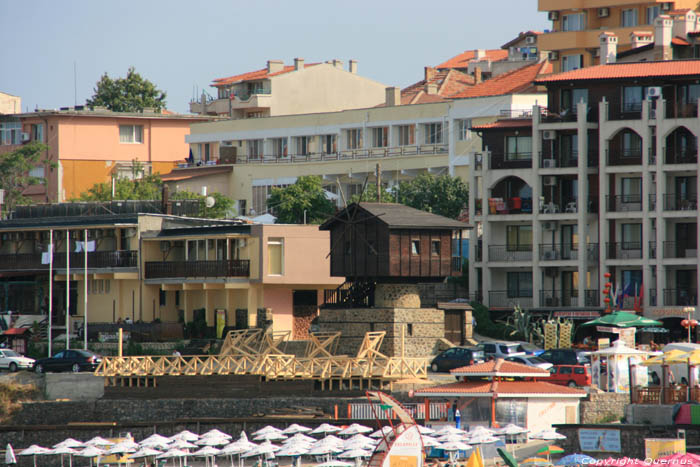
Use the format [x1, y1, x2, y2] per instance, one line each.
[576, 100, 588, 307]
[641, 100, 654, 310]
[532, 107, 542, 307]
[657, 98, 669, 306]
[599, 99, 611, 298]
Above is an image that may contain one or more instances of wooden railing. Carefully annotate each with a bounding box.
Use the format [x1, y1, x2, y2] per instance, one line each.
[633, 386, 661, 404]
[144, 259, 250, 279]
[0, 250, 137, 271]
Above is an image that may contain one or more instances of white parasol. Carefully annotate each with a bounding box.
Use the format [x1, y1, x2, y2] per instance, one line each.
[311, 423, 342, 435]
[338, 424, 372, 436]
[282, 423, 312, 434]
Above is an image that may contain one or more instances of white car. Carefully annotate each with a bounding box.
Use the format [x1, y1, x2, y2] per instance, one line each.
[0, 349, 35, 371]
[505, 355, 554, 371]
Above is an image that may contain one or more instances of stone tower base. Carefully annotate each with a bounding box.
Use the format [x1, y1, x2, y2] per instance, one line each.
[318, 307, 445, 358]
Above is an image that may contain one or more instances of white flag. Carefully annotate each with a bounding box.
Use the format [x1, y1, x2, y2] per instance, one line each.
[41, 245, 53, 265]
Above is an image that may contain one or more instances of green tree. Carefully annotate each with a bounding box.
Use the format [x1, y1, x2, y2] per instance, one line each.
[171, 190, 235, 219]
[394, 174, 468, 219]
[86, 66, 167, 112]
[0, 142, 51, 215]
[78, 173, 162, 201]
[349, 183, 395, 203]
[267, 176, 335, 224]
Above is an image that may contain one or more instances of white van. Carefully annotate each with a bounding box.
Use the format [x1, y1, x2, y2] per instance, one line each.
[646, 343, 700, 386]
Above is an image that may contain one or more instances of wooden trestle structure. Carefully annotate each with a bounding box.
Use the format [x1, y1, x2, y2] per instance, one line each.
[96, 329, 429, 388]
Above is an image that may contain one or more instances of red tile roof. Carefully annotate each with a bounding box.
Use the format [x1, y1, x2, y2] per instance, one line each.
[536, 60, 700, 83]
[4, 328, 30, 336]
[436, 49, 509, 70]
[450, 358, 550, 376]
[630, 30, 653, 37]
[450, 60, 551, 99]
[213, 63, 320, 87]
[501, 31, 543, 50]
[415, 380, 586, 397]
[399, 69, 475, 105]
[673, 36, 691, 46]
[471, 119, 533, 130]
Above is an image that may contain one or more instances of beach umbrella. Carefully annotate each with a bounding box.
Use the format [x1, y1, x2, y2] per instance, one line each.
[169, 439, 198, 450]
[344, 434, 374, 445]
[531, 430, 567, 440]
[498, 447, 519, 467]
[470, 426, 496, 437]
[521, 457, 554, 466]
[556, 454, 598, 466]
[421, 436, 442, 448]
[538, 445, 565, 456]
[276, 444, 311, 457]
[130, 447, 162, 458]
[438, 433, 471, 443]
[418, 425, 436, 435]
[657, 453, 700, 466]
[169, 430, 200, 442]
[338, 424, 372, 436]
[84, 437, 112, 447]
[316, 461, 354, 467]
[440, 441, 472, 451]
[312, 423, 342, 435]
[282, 423, 313, 434]
[19, 445, 51, 467]
[370, 426, 394, 438]
[435, 426, 467, 436]
[107, 440, 139, 455]
[253, 425, 283, 437]
[50, 446, 77, 467]
[197, 436, 230, 446]
[284, 433, 316, 445]
[53, 439, 84, 449]
[76, 446, 105, 467]
[496, 424, 528, 436]
[254, 431, 288, 442]
[201, 429, 232, 439]
[141, 434, 172, 446]
[307, 444, 344, 456]
[582, 311, 662, 328]
[467, 434, 500, 444]
[195, 446, 221, 467]
[317, 435, 345, 446]
[338, 449, 372, 459]
[5, 444, 16, 465]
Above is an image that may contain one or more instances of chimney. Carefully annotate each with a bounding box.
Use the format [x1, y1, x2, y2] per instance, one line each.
[599, 32, 618, 65]
[630, 31, 653, 48]
[385, 87, 401, 106]
[654, 14, 673, 60]
[474, 67, 483, 84]
[332, 59, 343, 69]
[294, 58, 305, 71]
[349, 59, 358, 74]
[267, 60, 284, 73]
[424, 83, 438, 95]
[474, 49, 486, 60]
[673, 10, 696, 37]
[424, 66, 437, 82]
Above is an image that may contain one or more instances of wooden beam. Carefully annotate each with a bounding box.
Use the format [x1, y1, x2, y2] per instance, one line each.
[182, 283, 203, 290]
[203, 283, 225, 290]
[161, 284, 182, 291]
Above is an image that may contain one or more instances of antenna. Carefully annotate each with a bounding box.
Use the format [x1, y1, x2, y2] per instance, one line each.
[74, 61, 77, 106]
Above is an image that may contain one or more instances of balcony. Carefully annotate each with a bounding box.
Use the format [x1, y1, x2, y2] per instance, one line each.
[663, 288, 698, 306]
[539, 200, 578, 214]
[489, 291, 532, 309]
[189, 98, 233, 115]
[606, 194, 642, 212]
[608, 102, 642, 121]
[663, 242, 698, 259]
[666, 102, 698, 119]
[584, 290, 600, 307]
[234, 144, 448, 164]
[539, 243, 598, 262]
[539, 289, 599, 307]
[488, 245, 532, 262]
[144, 260, 250, 279]
[649, 241, 657, 259]
[665, 147, 697, 165]
[648, 194, 657, 211]
[606, 148, 642, 166]
[475, 243, 483, 262]
[607, 242, 642, 260]
[486, 197, 533, 215]
[489, 152, 532, 170]
[649, 288, 657, 306]
[664, 194, 697, 211]
[539, 152, 578, 169]
[0, 250, 137, 272]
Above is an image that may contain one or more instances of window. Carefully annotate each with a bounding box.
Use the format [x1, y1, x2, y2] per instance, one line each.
[560, 367, 573, 375]
[621, 223, 642, 249]
[267, 238, 284, 275]
[622, 270, 643, 290]
[411, 240, 420, 255]
[322, 134, 337, 154]
[0, 121, 21, 145]
[372, 127, 388, 147]
[29, 166, 45, 178]
[506, 136, 532, 160]
[295, 136, 309, 156]
[561, 54, 583, 72]
[561, 89, 588, 114]
[562, 13, 585, 31]
[621, 131, 642, 157]
[397, 124, 415, 146]
[506, 225, 532, 251]
[457, 119, 472, 141]
[647, 5, 660, 24]
[431, 240, 441, 256]
[346, 129, 363, 149]
[246, 139, 263, 160]
[623, 86, 644, 112]
[621, 8, 638, 27]
[507, 272, 532, 298]
[252, 184, 290, 215]
[272, 137, 288, 158]
[424, 123, 443, 144]
[159, 290, 166, 306]
[175, 290, 180, 306]
[119, 125, 143, 144]
[31, 124, 44, 142]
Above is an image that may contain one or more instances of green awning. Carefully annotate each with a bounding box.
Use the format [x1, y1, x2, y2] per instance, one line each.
[581, 311, 662, 328]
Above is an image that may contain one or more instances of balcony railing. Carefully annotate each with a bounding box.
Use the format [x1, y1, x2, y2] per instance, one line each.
[666, 102, 698, 119]
[539, 243, 598, 262]
[607, 242, 642, 260]
[540, 290, 578, 307]
[649, 288, 657, 306]
[488, 245, 532, 262]
[648, 194, 657, 211]
[0, 250, 137, 271]
[489, 291, 533, 308]
[539, 199, 578, 214]
[609, 102, 642, 121]
[585, 290, 600, 307]
[606, 194, 642, 212]
[489, 152, 532, 170]
[144, 260, 250, 279]
[663, 194, 698, 211]
[663, 288, 698, 306]
[475, 244, 483, 262]
[663, 242, 698, 259]
[234, 144, 448, 164]
[606, 148, 643, 166]
[486, 197, 533, 214]
[539, 152, 578, 169]
[665, 147, 698, 164]
[649, 241, 657, 259]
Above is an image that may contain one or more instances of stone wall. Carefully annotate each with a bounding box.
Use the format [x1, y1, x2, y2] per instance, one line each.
[579, 392, 629, 424]
[375, 284, 421, 308]
[319, 307, 444, 357]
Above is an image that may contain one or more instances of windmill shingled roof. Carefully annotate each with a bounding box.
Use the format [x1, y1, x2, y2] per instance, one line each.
[319, 203, 470, 230]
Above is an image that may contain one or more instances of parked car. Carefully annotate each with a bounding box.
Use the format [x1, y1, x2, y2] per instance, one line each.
[476, 342, 527, 359]
[0, 349, 35, 372]
[539, 348, 590, 366]
[430, 347, 485, 373]
[505, 355, 553, 371]
[514, 342, 545, 356]
[547, 364, 591, 387]
[34, 350, 102, 373]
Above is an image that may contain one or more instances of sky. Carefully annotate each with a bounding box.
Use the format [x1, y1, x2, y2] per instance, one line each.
[0, 1, 549, 114]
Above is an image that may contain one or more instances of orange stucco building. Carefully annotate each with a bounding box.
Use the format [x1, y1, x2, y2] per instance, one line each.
[0, 107, 210, 202]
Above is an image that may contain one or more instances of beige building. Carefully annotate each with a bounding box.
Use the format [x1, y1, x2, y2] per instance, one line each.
[538, 0, 700, 73]
[189, 58, 388, 119]
[0, 92, 20, 115]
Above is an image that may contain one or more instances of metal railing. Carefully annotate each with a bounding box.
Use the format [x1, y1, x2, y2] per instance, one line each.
[606, 194, 642, 212]
[233, 144, 448, 164]
[666, 102, 698, 119]
[606, 148, 643, 165]
[663, 242, 698, 259]
[664, 147, 698, 164]
[0, 250, 137, 271]
[648, 194, 657, 211]
[606, 242, 642, 259]
[488, 245, 532, 262]
[539, 152, 578, 169]
[489, 152, 532, 170]
[609, 102, 642, 121]
[540, 290, 578, 307]
[663, 288, 698, 306]
[585, 290, 600, 307]
[663, 194, 698, 211]
[144, 259, 250, 279]
[488, 291, 533, 308]
[649, 288, 657, 306]
[649, 241, 657, 259]
[539, 243, 598, 262]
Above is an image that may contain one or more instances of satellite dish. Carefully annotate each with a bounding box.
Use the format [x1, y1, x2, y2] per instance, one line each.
[205, 196, 216, 208]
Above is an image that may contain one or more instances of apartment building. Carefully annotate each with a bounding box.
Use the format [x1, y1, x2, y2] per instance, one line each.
[538, 0, 700, 73]
[0, 201, 341, 336]
[0, 107, 209, 202]
[0, 92, 20, 115]
[189, 58, 388, 119]
[469, 59, 700, 328]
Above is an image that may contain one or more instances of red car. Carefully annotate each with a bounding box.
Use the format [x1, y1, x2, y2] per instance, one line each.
[546, 364, 591, 388]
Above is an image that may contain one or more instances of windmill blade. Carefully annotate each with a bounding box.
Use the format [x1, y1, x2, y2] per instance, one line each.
[326, 224, 349, 259]
[336, 178, 349, 212]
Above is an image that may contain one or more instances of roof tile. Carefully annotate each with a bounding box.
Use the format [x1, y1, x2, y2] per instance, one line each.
[415, 380, 586, 396]
[450, 60, 551, 99]
[450, 358, 550, 375]
[213, 63, 320, 87]
[536, 60, 700, 83]
[436, 49, 509, 70]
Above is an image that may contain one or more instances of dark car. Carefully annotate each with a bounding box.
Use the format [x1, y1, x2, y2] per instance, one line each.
[539, 348, 590, 366]
[430, 347, 485, 373]
[34, 349, 102, 373]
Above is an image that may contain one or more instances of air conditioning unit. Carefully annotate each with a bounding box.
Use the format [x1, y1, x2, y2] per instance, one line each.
[526, 36, 536, 45]
[598, 7, 610, 17]
[21, 132, 30, 143]
[662, 2, 672, 10]
[544, 176, 557, 186]
[549, 51, 559, 61]
[543, 130, 556, 140]
[543, 159, 557, 169]
[647, 87, 662, 98]
[543, 250, 558, 260]
[543, 221, 557, 231]
[548, 11, 559, 21]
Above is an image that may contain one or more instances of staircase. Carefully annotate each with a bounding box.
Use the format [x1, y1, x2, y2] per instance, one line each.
[322, 280, 376, 308]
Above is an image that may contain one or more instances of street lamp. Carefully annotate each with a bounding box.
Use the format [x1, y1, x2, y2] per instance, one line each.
[682, 306, 698, 343]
